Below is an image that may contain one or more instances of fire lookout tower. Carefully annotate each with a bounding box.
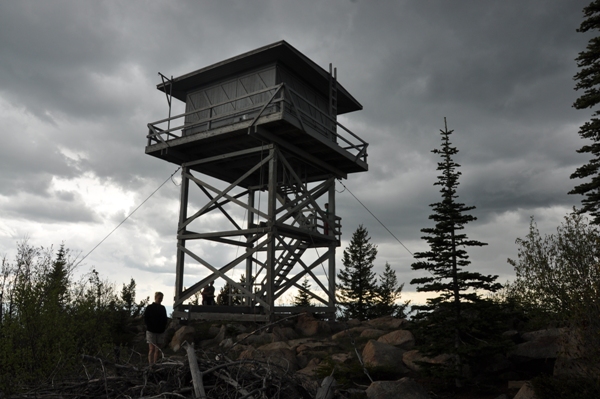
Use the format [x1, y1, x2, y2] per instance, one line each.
[146, 41, 368, 321]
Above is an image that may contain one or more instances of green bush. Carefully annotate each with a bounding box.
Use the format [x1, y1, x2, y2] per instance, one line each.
[0, 242, 147, 394]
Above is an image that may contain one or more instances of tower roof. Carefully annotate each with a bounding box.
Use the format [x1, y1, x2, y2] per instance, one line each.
[157, 40, 362, 115]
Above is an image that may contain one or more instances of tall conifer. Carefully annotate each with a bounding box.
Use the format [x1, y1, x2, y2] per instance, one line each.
[570, 0, 600, 223]
[410, 119, 501, 385]
[336, 225, 378, 320]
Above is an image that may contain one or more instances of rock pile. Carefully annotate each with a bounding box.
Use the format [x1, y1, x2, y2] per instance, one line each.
[166, 314, 590, 399]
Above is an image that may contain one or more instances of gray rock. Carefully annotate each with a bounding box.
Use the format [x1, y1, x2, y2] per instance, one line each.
[362, 340, 409, 373]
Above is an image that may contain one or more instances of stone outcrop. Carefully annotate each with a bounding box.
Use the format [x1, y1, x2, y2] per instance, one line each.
[167, 315, 596, 399]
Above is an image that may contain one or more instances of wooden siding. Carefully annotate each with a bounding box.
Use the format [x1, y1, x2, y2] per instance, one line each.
[184, 66, 278, 135]
[277, 64, 334, 142]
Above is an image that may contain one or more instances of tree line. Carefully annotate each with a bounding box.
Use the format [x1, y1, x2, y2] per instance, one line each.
[0, 243, 148, 393]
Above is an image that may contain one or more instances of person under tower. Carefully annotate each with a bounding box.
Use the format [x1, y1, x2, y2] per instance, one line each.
[143, 291, 168, 365]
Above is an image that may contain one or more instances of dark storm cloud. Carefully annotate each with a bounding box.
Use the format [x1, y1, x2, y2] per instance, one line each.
[2, 189, 98, 224]
[0, 0, 595, 300]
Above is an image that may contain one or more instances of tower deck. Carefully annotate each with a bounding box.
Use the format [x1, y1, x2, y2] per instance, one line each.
[145, 41, 368, 187]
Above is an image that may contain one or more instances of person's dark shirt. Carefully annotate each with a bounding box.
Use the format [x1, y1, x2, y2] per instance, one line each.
[144, 302, 168, 334]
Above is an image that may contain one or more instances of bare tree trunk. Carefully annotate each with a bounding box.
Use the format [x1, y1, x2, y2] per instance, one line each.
[183, 342, 206, 398]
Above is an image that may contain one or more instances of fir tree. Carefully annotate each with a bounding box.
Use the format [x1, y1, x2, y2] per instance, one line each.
[45, 244, 70, 307]
[570, 0, 600, 223]
[410, 119, 501, 385]
[293, 277, 313, 307]
[372, 262, 409, 318]
[336, 225, 378, 320]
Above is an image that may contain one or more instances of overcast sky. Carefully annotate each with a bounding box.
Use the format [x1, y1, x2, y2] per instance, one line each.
[0, 0, 594, 309]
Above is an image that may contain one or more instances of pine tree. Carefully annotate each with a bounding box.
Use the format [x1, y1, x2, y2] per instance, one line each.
[570, 1, 600, 223]
[372, 262, 409, 318]
[336, 225, 378, 320]
[410, 119, 501, 385]
[293, 277, 313, 307]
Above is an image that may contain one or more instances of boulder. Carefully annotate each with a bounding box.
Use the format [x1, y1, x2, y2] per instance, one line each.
[287, 337, 315, 351]
[509, 330, 561, 361]
[208, 324, 222, 337]
[273, 326, 299, 341]
[331, 352, 353, 364]
[296, 358, 321, 377]
[360, 328, 386, 339]
[366, 377, 431, 399]
[170, 326, 195, 352]
[346, 318, 363, 327]
[553, 327, 600, 379]
[377, 330, 415, 349]
[521, 328, 565, 342]
[200, 324, 226, 348]
[402, 349, 453, 372]
[362, 340, 409, 373]
[296, 313, 331, 337]
[366, 316, 407, 330]
[236, 331, 275, 346]
[513, 382, 537, 399]
[296, 341, 339, 354]
[331, 326, 368, 341]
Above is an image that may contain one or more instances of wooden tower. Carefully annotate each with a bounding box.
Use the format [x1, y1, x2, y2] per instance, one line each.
[146, 41, 368, 321]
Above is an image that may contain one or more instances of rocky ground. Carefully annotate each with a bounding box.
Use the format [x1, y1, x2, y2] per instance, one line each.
[159, 313, 580, 399]
[10, 313, 590, 398]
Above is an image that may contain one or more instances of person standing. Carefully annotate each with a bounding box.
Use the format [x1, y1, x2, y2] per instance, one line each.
[144, 292, 168, 365]
[201, 281, 216, 305]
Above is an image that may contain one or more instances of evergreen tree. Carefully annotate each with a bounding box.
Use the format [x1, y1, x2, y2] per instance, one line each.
[570, 1, 600, 223]
[410, 119, 501, 385]
[293, 277, 313, 307]
[45, 244, 70, 307]
[371, 262, 409, 318]
[336, 225, 378, 320]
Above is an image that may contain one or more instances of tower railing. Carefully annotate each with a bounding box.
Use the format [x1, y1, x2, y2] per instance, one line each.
[147, 83, 368, 164]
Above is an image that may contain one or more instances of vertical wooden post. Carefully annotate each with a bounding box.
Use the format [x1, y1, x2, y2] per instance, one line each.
[174, 166, 189, 309]
[265, 148, 277, 320]
[245, 188, 255, 307]
[327, 180, 336, 318]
